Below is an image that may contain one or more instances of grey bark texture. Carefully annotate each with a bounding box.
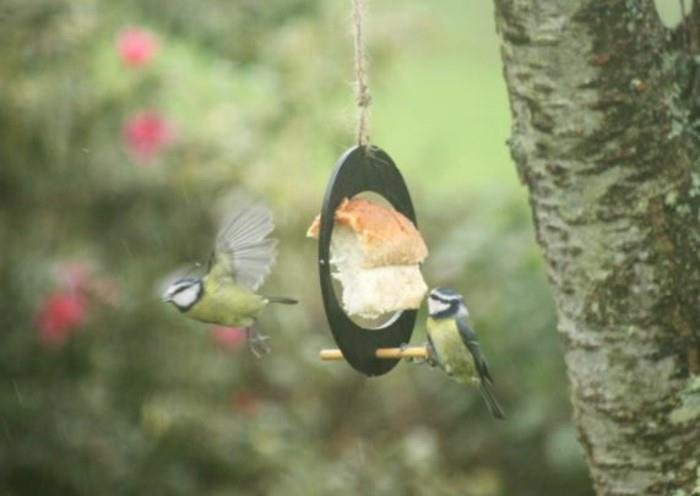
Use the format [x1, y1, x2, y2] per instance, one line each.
[492, 1, 700, 495]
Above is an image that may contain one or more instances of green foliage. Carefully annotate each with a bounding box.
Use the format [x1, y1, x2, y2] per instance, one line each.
[0, 1, 592, 495]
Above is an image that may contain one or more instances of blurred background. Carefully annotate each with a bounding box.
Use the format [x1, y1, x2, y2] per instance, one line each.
[3, 1, 679, 495]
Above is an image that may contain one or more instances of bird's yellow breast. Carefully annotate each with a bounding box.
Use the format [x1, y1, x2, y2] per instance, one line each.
[185, 277, 266, 327]
[427, 317, 476, 381]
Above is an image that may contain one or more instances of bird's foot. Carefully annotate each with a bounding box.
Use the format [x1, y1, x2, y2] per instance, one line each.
[246, 326, 270, 358]
[400, 342, 432, 365]
[399, 343, 418, 363]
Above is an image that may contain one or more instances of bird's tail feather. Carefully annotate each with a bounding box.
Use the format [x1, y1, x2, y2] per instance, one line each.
[479, 381, 505, 420]
[265, 296, 298, 305]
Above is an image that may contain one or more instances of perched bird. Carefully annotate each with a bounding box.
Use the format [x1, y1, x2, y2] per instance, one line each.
[426, 288, 505, 419]
[162, 203, 297, 356]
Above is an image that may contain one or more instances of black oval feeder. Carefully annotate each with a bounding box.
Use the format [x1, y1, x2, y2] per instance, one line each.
[318, 145, 418, 376]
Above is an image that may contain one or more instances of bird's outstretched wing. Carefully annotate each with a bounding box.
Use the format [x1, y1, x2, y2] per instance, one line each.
[211, 203, 278, 290]
[457, 317, 505, 419]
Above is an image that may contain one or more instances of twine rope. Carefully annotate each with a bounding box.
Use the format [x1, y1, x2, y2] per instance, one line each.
[352, 0, 371, 147]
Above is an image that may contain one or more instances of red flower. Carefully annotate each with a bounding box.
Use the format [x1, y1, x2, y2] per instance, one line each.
[116, 27, 158, 67]
[35, 291, 88, 348]
[212, 326, 247, 351]
[123, 111, 173, 161]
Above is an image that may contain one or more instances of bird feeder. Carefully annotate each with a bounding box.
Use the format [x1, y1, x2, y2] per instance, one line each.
[317, 145, 429, 376]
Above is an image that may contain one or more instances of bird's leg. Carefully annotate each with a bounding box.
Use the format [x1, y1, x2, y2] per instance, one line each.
[425, 341, 439, 368]
[246, 325, 270, 358]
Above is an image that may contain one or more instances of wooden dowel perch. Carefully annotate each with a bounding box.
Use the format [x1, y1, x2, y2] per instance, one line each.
[320, 346, 429, 361]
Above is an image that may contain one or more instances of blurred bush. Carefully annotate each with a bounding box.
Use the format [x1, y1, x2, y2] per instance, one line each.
[0, 1, 592, 495]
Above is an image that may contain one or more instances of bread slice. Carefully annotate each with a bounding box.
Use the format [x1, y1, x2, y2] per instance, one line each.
[307, 197, 428, 267]
[308, 197, 428, 318]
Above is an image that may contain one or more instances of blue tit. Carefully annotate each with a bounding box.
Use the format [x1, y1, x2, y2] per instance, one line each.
[426, 287, 505, 419]
[163, 203, 297, 356]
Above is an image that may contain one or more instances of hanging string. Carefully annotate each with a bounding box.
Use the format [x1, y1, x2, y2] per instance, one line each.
[352, 0, 371, 147]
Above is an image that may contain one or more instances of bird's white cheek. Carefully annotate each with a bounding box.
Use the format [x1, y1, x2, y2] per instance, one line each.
[428, 299, 449, 315]
[173, 285, 199, 308]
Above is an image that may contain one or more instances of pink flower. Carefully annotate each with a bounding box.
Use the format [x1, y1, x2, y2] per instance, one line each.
[56, 261, 91, 292]
[55, 261, 121, 306]
[123, 111, 173, 161]
[35, 291, 88, 348]
[116, 27, 158, 67]
[212, 326, 247, 351]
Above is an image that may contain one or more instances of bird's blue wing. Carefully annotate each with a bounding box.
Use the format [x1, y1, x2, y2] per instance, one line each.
[457, 316, 505, 419]
[456, 317, 494, 386]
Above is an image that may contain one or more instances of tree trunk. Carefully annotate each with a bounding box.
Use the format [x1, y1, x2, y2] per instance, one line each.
[492, 1, 700, 494]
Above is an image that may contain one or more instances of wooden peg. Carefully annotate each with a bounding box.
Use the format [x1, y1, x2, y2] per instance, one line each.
[375, 346, 429, 359]
[319, 346, 429, 361]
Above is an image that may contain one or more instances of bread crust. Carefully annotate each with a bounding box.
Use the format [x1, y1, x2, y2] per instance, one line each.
[307, 197, 428, 267]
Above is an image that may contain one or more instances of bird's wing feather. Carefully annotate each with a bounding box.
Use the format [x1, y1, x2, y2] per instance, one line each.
[456, 317, 494, 386]
[212, 203, 277, 290]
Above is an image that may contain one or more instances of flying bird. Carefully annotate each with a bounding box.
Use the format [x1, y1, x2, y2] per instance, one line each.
[163, 203, 297, 357]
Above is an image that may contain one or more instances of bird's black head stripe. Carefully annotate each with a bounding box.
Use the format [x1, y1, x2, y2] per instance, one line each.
[170, 278, 200, 295]
[429, 288, 463, 303]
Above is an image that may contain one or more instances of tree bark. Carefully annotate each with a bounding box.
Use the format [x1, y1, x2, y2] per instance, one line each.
[493, 1, 700, 494]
